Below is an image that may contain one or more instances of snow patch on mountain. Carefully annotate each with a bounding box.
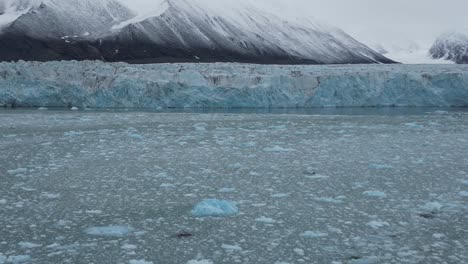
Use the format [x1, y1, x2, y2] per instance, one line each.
[430, 32, 468, 64]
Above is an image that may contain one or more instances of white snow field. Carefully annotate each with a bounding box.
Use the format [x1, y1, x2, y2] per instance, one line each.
[0, 61, 468, 108]
[0, 109, 467, 263]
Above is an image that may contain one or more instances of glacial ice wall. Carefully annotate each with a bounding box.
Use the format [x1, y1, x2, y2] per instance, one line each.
[0, 61, 467, 108]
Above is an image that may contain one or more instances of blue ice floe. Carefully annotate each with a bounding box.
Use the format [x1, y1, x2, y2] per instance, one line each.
[84, 225, 132, 237]
[191, 199, 239, 217]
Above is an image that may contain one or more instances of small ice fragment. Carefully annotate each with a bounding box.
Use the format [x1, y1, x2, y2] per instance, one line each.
[6, 255, 31, 263]
[0, 254, 5, 264]
[121, 244, 137, 250]
[363, 191, 387, 198]
[300, 231, 328, 238]
[70, 107, 79, 111]
[38, 107, 48, 110]
[0, 199, 6, 204]
[187, 260, 213, 264]
[218, 188, 236, 193]
[459, 179, 468, 186]
[271, 193, 289, 198]
[433, 233, 445, 239]
[263, 146, 294, 152]
[348, 256, 380, 264]
[191, 199, 238, 217]
[129, 260, 153, 264]
[160, 183, 175, 188]
[366, 221, 390, 229]
[368, 164, 393, 169]
[255, 217, 276, 224]
[293, 248, 304, 256]
[41, 192, 60, 199]
[305, 174, 329, 180]
[84, 225, 132, 237]
[459, 191, 468, 197]
[221, 244, 242, 251]
[18, 242, 41, 249]
[314, 197, 343, 204]
[420, 201, 443, 212]
[7, 168, 27, 175]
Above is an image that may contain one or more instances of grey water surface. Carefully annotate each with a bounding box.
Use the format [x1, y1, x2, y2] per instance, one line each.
[1, 108, 467, 264]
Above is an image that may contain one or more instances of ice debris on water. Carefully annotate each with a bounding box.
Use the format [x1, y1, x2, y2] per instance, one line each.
[420, 201, 443, 212]
[191, 199, 238, 217]
[5, 255, 31, 263]
[300, 231, 328, 238]
[129, 260, 153, 264]
[84, 225, 132, 237]
[366, 221, 390, 229]
[255, 217, 277, 224]
[363, 191, 387, 198]
[459, 191, 468, 197]
[187, 260, 213, 264]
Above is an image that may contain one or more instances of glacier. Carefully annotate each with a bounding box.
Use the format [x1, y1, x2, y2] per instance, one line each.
[0, 61, 468, 108]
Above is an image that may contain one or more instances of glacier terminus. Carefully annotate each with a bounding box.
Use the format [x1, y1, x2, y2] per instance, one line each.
[1, 61, 468, 108]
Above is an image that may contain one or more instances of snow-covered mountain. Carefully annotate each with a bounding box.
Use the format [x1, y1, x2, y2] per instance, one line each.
[0, 0, 394, 64]
[429, 32, 468, 64]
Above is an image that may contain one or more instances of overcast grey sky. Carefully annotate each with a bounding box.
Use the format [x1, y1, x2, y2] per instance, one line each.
[121, 0, 468, 47]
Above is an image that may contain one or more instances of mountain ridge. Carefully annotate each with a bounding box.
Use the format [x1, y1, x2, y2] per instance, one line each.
[0, 0, 395, 64]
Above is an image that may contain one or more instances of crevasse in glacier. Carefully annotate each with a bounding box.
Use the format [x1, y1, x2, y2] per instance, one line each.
[0, 61, 467, 108]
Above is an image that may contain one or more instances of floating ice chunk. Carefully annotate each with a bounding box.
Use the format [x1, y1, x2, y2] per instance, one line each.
[255, 217, 276, 224]
[271, 193, 289, 198]
[40, 192, 60, 199]
[191, 199, 238, 217]
[433, 233, 446, 239]
[363, 191, 387, 198]
[0, 254, 6, 264]
[6, 255, 31, 263]
[404, 123, 424, 129]
[218, 188, 236, 193]
[18, 242, 41, 249]
[459, 191, 468, 197]
[194, 123, 207, 131]
[84, 225, 132, 237]
[37, 107, 48, 110]
[366, 221, 390, 229]
[70, 107, 79, 111]
[160, 183, 176, 188]
[300, 231, 328, 238]
[348, 256, 380, 264]
[221, 244, 242, 251]
[314, 197, 343, 204]
[264, 146, 295, 152]
[122, 244, 137, 250]
[305, 174, 330, 180]
[129, 260, 153, 264]
[368, 164, 393, 169]
[187, 260, 213, 264]
[0, 199, 6, 204]
[7, 168, 27, 175]
[420, 201, 443, 212]
[459, 179, 468, 186]
[293, 248, 304, 256]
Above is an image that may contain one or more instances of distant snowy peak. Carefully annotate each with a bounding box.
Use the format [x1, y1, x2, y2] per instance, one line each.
[2, 0, 134, 37]
[430, 32, 468, 64]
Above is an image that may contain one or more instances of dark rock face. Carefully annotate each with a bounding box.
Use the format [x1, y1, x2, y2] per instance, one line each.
[0, 0, 396, 64]
[430, 32, 468, 64]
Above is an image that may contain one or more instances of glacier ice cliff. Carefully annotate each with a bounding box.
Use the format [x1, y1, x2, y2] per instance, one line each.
[0, 61, 467, 108]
